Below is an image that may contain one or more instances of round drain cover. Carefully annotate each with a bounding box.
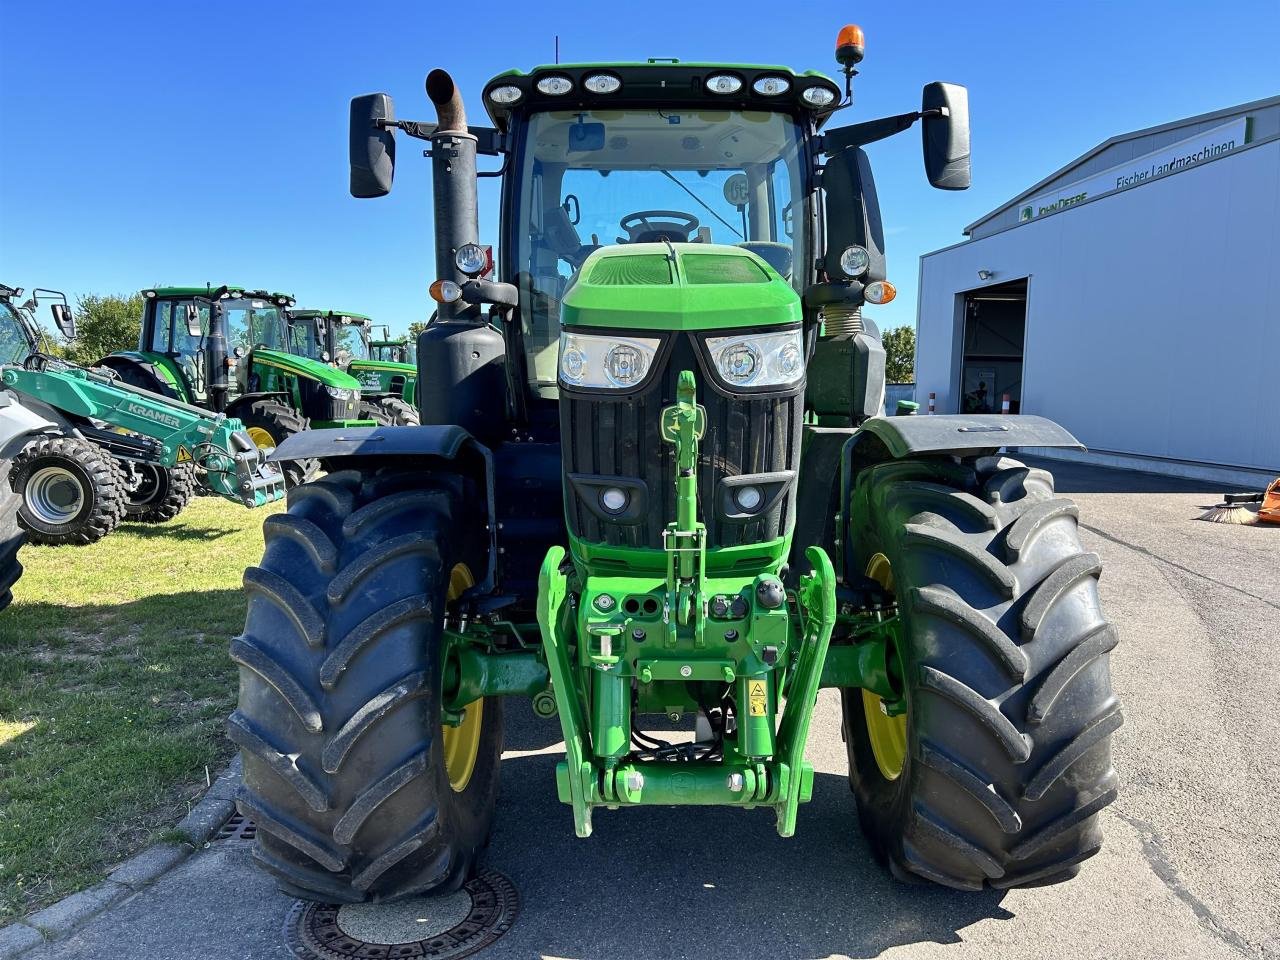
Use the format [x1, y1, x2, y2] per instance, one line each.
[285, 869, 518, 959]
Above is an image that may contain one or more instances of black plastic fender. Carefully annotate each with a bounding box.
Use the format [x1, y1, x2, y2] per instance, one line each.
[848, 413, 1082, 462]
[270, 425, 498, 598]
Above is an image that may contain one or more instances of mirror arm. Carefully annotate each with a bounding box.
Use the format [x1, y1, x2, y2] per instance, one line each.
[380, 118, 507, 156]
[821, 111, 922, 155]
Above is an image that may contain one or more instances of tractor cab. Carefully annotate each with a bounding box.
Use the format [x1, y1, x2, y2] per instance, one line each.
[0, 285, 73, 368]
[98, 287, 373, 484]
[368, 325, 415, 365]
[296, 310, 421, 424]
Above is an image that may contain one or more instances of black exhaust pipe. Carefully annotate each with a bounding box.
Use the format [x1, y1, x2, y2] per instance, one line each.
[425, 69, 479, 322]
[417, 69, 509, 442]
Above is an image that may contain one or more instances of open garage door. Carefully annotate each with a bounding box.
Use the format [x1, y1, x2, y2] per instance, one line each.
[960, 278, 1026, 413]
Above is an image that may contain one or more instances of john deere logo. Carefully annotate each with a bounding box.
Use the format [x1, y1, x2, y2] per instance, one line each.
[1018, 205, 1034, 223]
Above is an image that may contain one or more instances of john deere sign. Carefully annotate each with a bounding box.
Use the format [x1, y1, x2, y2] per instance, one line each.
[1017, 117, 1249, 223]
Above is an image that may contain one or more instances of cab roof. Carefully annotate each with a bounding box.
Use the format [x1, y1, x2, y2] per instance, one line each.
[143, 286, 295, 305]
[482, 60, 841, 131]
[291, 309, 372, 323]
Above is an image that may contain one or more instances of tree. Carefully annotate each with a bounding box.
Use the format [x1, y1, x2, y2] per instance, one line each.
[406, 320, 430, 341]
[64, 293, 143, 363]
[881, 325, 916, 384]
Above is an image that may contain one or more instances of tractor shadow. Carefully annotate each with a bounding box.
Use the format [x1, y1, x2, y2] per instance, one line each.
[121, 521, 241, 542]
[488, 702, 1014, 959]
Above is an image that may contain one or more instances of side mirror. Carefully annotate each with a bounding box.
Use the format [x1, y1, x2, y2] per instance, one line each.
[922, 82, 971, 190]
[350, 93, 397, 198]
[233, 345, 246, 359]
[321, 350, 332, 363]
[820, 146, 886, 283]
[50, 303, 76, 339]
[184, 304, 202, 338]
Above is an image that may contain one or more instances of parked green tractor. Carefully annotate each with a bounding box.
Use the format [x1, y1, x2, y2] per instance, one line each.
[292, 310, 420, 425]
[0, 283, 285, 545]
[99, 286, 375, 486]
[233, 29, 1122, 903]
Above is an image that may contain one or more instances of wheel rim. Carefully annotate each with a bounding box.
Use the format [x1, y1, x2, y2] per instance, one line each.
[25, 466, 86, 524]
[442, 563, 483, 793]
[862, 552, 908, 781]
[128, 464, 163, 506]
[246, 426, 275, 450]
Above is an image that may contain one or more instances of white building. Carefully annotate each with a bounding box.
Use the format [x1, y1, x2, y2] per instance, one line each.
[916, 96, 1280, 484]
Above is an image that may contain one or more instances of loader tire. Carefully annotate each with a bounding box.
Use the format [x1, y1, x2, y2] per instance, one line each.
[230, 468, 502, 903]
[842, 454, 1121, 890]
[373, 397, 419, 426]
[237, 399, 316, 489]
[0, 460, 25, 610]
[123, 462, 196, 523]
[10, 436, 124, 545]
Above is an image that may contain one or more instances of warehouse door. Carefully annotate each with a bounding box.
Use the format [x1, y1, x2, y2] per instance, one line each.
[960, 279, 1027, 414]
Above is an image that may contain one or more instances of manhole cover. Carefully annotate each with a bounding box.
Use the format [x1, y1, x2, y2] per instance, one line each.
[284, 869, 519, 959]
[214, 813, 256, 842]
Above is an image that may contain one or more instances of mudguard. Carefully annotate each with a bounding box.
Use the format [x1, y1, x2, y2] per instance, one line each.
[847, 413, 1083, 461]
[270, 425, 497, 596]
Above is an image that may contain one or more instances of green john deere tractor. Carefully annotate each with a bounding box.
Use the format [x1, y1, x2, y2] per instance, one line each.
[99, 286, 374, 486]
[231, 29, 1122, 902]
[290, 310, 420, 425]
[0, 284, 285, 546]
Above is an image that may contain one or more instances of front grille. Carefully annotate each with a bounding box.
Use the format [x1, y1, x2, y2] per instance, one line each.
[561, 335, 803, 549]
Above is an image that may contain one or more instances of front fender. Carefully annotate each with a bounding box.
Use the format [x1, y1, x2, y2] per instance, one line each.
[848, 413, 1083, 461]
[270, 425, 498, 599]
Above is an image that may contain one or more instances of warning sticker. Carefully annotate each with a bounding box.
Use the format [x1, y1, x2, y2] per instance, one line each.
[747, 679, 767, 717]
[176, 445, 192, 463]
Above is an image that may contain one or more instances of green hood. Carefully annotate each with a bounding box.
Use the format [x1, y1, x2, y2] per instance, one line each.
[561, 243, 801, 332]
[254, 349, 364, 388]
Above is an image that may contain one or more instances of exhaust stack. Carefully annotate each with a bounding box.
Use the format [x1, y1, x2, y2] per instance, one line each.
[425, 69, 479, 322]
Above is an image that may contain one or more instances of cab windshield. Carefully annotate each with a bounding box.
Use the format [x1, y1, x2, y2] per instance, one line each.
[371, 342, 411, 364]
[225, 299, 287, 353]
[0, 302, 33, 366]
[512, 108, 808, 394]
[288, 317, 327, 361]
[331, 321, 370, 365]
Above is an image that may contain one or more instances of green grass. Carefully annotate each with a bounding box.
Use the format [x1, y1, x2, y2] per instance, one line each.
[0, 496, 281, 923]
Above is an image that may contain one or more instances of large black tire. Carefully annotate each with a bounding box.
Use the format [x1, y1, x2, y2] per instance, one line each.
[10, 436, 125, 545]
[100, 358, 180, 401]
[122, 462, 197, 523]
[0, 460, 25, 610]
[373, 397, 420, 426]
[357, 400, 393, 426]
[235, 399, 317, 489]
[230, 468, 502, 903]
[842, 454, 1121, 890]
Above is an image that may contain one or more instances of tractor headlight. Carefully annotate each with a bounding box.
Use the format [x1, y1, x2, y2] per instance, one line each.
[706, 329, 804, 388]
[324, 385, 358, 402]
[558, 331, 660, 390]
[839, 245, 871, 278]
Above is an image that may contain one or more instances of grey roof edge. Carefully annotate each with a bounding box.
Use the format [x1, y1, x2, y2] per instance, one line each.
[963, 93, 1280, 236]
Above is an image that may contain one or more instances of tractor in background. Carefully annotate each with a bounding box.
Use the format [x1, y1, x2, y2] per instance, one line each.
[0, 284, 284, 546]
[98, 286, 375, 486]
[232, 26, 1122, 903]
[291, 309, 420, 425]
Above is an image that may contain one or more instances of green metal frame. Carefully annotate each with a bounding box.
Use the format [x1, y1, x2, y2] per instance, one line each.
[1, 362, 284, 508]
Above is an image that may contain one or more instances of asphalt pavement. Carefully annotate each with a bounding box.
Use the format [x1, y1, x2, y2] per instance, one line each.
[20, 458, 1279, 960]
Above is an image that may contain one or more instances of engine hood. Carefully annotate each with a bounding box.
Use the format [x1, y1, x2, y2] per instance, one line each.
[253, 349, 364, 388]
[560, 243, 801, 333]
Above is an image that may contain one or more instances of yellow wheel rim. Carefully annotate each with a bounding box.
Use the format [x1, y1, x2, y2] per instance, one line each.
[442, 563, 483, 793]
[246, 426, 275, 450]
[862, 552, 908, 781]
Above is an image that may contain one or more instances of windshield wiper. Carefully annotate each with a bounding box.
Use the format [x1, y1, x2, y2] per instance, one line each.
[658, 170, 744, 240]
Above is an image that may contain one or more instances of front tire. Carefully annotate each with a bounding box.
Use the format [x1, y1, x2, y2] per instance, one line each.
[842, 455, 1121, 890]
[230, 469, 502, 903]
[10, 437, 124, 545]
[236, 399, 316, 489]
[0, 460, 25, 610]
[373, 397, 420, 426]
[122, 462, 196, 523]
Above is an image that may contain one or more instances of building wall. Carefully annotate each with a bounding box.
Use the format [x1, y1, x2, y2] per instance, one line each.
[917, 138, 1280, 473]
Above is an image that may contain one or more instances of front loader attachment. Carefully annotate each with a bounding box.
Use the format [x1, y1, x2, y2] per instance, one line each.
[1, 360, 285, 508]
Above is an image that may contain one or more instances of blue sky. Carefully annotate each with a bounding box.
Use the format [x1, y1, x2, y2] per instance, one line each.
[1, 1, 1276, 336]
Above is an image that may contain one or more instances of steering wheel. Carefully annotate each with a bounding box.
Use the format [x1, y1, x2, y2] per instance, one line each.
[619, 210, 700, 243]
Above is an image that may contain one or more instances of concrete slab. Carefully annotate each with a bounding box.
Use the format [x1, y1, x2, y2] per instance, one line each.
[17, 457, 1279, 959]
